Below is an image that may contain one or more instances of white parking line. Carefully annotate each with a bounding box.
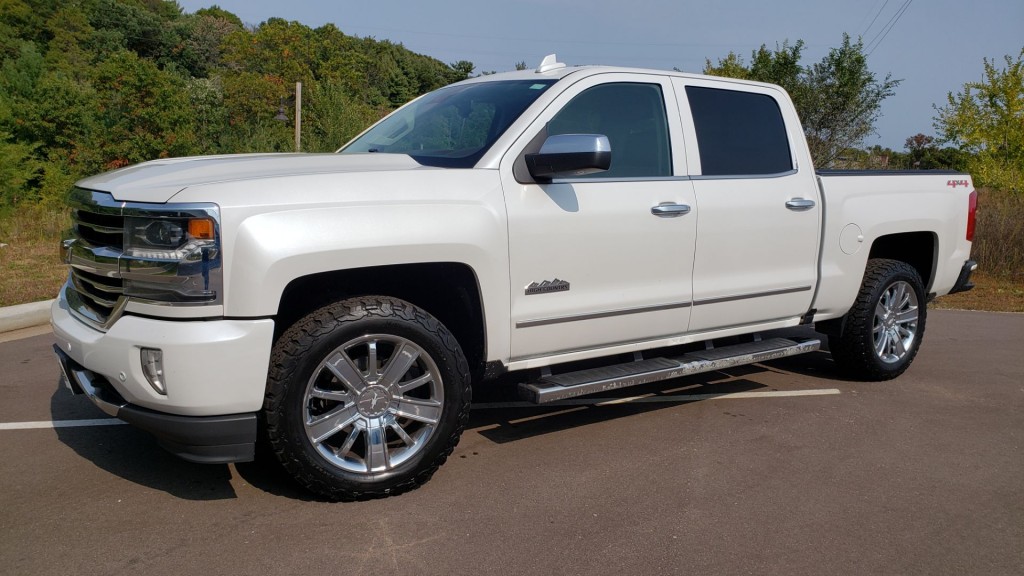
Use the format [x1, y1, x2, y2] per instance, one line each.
[471, 388, 841, 409]
[0, 419, 127, 430]
[0, 389, 840, 430]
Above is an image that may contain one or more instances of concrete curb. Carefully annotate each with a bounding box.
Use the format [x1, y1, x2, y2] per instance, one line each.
[0, 300, 54, 334]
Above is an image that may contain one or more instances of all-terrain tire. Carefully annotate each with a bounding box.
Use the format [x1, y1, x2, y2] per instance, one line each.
[829, 258, 927, 381]
[264, 296, 471, 501]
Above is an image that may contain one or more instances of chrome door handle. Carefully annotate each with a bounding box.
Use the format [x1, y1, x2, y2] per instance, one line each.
[651, 203, 691, 217]
[785, 198, 816, 211]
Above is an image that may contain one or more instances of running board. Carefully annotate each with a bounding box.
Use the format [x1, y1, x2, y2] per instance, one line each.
[518, 337, 820, 404]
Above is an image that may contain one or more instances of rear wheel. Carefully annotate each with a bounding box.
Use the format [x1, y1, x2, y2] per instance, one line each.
[829, 259, 927, 381]
[264, 296, 471, 500]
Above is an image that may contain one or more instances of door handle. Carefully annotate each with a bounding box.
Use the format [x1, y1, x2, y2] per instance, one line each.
[785, 198, 816, 211]
[651, 203, 691, 217]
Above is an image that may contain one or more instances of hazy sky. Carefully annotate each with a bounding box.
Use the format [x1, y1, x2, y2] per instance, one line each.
[178, 0, 1023, 150]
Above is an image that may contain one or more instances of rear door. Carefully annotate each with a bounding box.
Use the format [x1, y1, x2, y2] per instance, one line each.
[671, 78, 821, 332]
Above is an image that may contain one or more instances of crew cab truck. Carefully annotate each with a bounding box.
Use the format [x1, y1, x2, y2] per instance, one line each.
[51, 55, 978, 500]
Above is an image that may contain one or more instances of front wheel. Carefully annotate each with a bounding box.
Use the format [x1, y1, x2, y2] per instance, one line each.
[829, 259, 927, 381]
[264, 296, 471, 500]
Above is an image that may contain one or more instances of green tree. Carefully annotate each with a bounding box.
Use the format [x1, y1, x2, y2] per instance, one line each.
[450, 60, 474, 79]
[934, 49, 1024, 192]
[0, 94, 41, 205]
[91, 50, 196, 167]
[705, 34, 899, 166]
[303, 79, 384, 152]
[902, 133, 965, 170]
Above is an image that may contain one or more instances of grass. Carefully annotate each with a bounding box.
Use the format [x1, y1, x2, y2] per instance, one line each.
[969, 187, 1024, 278]
[0, 186, 1021, 311]
[933, 272, 1024, 313]
[0, 207, 69, 307]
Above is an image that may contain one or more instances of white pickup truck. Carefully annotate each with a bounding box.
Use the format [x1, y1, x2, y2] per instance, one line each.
[52, 56, 978, 500]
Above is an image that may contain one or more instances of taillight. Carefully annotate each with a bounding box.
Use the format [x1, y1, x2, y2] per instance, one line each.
[966, 189, 978, 242]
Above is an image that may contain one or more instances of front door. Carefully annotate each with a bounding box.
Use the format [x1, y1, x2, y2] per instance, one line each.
[500, 75, 698, 361]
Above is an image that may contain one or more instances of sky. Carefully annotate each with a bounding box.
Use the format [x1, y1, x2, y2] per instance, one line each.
[177, 0, 1024, 150]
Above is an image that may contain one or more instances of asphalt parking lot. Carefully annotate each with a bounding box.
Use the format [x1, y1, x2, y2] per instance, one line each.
[1, 309, 1022, 575]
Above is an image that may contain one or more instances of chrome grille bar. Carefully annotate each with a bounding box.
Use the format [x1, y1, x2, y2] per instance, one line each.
[65, 189, 127, 329]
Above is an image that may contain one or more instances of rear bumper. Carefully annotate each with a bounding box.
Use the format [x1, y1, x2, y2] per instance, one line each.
[54, 345, 256, 463]
[948, 259, 978, 294]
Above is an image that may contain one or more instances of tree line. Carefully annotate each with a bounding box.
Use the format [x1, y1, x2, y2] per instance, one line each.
[0, 0, 472, 207]
[1, 0, 1020, 211]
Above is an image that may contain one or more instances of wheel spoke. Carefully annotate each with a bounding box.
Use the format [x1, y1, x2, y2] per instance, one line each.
[396, 372, 433, 394]
[875, 300, 888, 320]
[896, 307, 918, 324]
[310, 387, 351, 402]
[379, 342, 420, 388]
[390, 422, 416, 447]
[895, 283, 910, 309]
[367, 340, 379, 377]
[306, 402, 360, 444]
[325, 352, 368, 395]
[875, 330, 890, 356]
[336, 426, 361, 457]
[891, 330, 907, 356]
[364, 426, 389, 471]
[394, 397, 442, 425]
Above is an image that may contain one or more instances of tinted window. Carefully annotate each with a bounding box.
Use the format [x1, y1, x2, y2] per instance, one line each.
[548, 83, 671, 178]
[686, 86, 792, 176]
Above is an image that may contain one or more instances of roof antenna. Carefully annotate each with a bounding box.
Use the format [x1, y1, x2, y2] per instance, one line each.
[536, 54, 565, 73]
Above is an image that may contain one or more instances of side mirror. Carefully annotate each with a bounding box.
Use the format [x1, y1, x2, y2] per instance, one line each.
[525, 134, 611, 181]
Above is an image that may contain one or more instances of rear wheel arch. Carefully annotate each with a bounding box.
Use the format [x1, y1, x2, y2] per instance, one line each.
[867, 231, 937, 291]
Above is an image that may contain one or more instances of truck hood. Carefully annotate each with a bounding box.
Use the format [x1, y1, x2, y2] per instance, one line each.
[75, 153, 429, 203]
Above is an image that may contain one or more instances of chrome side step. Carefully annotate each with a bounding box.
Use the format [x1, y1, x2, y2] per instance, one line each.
[518, 337, 820, 404]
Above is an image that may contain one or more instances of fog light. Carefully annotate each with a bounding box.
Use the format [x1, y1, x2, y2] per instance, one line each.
[141, 348, 166, 395]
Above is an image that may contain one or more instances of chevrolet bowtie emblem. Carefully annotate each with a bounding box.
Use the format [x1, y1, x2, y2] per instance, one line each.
[525, 279, 570, 295]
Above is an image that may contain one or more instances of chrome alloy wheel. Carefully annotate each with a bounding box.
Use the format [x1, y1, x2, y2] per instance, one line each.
[303, 334, 444, 474]
[872, 280, 920, 364]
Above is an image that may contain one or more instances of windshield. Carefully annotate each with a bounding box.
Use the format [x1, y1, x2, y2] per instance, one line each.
[339, 80, 556, 168]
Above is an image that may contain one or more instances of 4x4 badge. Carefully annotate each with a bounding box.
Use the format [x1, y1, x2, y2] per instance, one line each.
[525, 279, 570, 295]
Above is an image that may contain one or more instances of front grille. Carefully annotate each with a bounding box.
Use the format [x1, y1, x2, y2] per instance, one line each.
[73, 208, 124, 250]
[66, 190, 126, 328]
[70, 267, 124, 319]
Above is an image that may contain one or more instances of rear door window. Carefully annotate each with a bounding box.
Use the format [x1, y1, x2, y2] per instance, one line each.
[685, 86, 792, 176]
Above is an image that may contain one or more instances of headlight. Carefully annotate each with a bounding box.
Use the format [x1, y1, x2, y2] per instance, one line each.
[121, 208, 222, 304]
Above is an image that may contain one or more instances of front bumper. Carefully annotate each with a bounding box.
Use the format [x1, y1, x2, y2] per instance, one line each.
[50, 297, 275, 463]
[948, 259, 978, 294]
[55, 346, 256, 463]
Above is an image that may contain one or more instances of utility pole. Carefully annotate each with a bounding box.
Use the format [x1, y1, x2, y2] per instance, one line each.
[294, 81, 302, 152]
